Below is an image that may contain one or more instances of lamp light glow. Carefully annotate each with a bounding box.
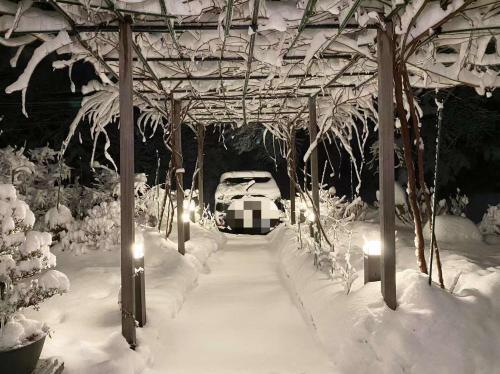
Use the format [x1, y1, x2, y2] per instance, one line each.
[133, 242, 144, 260]
[363, 240, 381, 256]
[182, 212, 190, 223]
[305, 209, 315, 223]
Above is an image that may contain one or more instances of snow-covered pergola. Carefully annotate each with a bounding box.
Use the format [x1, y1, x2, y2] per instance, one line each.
[1, 0, 499, 348]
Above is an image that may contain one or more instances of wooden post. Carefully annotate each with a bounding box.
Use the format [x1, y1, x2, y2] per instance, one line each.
[172, 98, 185, 255]
[377, 22, 397, 310]
[289, 128, 296, 225]
[119, 17, 137, 347]
[308, 96, 320, 220]
[197, 123, 205, 216]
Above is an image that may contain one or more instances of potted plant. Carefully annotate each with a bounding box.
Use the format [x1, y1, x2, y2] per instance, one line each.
[0, 184, 69, 374]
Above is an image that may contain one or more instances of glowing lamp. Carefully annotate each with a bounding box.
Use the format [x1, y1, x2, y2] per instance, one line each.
[363, 240, 381, 256]
[133, 242, 144, 260]
[305, 209, 315, 223]
[182, 212, 191, 223]
[363, 240, 381, 284]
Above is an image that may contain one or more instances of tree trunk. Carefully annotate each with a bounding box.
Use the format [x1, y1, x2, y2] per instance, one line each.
[402, 68, 444, 286]
[394, 64, 428, 274]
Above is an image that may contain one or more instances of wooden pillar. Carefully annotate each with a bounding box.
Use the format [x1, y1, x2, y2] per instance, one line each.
[197, 123, 205, 215]
[172, 98, 185, 255]
[308, 96, 320, 219]
[289, 128, 296, 225]
[119, 17, 137, 347]
[377, 22, 397, 310]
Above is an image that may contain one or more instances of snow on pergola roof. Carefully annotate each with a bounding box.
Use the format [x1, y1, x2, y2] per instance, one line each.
[1, 0, 500, 129]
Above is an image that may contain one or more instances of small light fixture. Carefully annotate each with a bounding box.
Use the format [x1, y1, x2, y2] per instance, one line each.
[363, 240, 381, 284]
[363, 240, 381, 256]
[133, 242, 144, 260]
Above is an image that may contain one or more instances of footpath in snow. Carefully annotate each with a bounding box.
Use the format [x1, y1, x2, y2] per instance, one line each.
[151, 234, 335, 374]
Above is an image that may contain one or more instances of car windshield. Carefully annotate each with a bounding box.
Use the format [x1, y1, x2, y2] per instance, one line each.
[223, 177, 271, 185]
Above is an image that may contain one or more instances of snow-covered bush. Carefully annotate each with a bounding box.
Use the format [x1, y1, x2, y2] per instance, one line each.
[296, 189, 361, 295]
[198, 206, 217, 230]
[0, 146, 34, 189]
[448, 188, 469, 217]
[0, 184, 69, 351]
[478, 204, 500, 236]
[55, 201, 120, 254]
[0, 146, 72, 222]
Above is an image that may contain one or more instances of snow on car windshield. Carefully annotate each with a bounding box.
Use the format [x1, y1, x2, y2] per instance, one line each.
[224, 177, 271, 185]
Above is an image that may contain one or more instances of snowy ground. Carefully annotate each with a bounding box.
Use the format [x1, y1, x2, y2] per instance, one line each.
[277, 220, 500, 374]
[26, 216, 500, 373]
[154, 234, 335, 374]
[26, 223, 226, 374]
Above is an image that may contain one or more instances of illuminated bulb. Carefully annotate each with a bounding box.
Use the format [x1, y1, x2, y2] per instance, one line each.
[133, 242, 144, 260]
[363, 240, 381, 256]
[182, 212, 190, 223]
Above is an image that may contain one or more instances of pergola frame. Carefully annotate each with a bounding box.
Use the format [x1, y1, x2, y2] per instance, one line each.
[2, 0, 499, 349]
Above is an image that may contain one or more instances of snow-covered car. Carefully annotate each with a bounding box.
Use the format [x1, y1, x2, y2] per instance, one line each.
[215, 171, 283, 234]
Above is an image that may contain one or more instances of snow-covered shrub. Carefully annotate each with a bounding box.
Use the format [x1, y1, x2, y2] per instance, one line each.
[44, 205, 73, 232]
[478, 204, 500, 236]
[0, 146, 34, 189]
[448, 188, 469, 217]
[324, 192, 367, 223]
[55, 201, 121, 254]
[199, 206, 217, 230]
[0, 184, 69, 351]
[296, 189, 360, 295]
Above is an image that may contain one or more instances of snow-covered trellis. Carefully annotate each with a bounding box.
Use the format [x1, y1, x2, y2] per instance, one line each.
[1, 0, 499, 344]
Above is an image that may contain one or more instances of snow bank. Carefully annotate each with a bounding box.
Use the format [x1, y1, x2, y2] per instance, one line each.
[274, 223, 500, 374]
[424, 215, 483, 243]
[26, 223, 225, 373]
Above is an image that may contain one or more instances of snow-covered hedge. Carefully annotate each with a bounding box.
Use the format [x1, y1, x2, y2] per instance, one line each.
[0, 184, 69, 351]
[478, 204, 500, 236]
[54, 201, 120, 254]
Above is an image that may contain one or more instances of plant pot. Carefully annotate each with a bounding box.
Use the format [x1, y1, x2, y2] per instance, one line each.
[0, 334, 46, 374]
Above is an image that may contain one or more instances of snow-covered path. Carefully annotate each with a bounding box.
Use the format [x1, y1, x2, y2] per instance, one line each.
[153, 234, 335, 374]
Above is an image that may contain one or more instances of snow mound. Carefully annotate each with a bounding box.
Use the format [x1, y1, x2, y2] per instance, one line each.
[45, 205, 73, 230]
[424, 215, 483, 242]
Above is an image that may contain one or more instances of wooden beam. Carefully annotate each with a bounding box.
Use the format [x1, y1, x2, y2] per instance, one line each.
[242, 0, 260, 125]
[134, 72, 370, 82]
[289, 127, 297, 225]
[103, 53, 353, 63]
[119, 17, 137, 347]
[197, 123, 205, 215]
[172, 98, 185, 255]
[308, 96, 320, 220]
[377, 22, 397, 310]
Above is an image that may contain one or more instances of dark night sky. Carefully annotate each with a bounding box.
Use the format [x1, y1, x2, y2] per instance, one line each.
[1, 44, 499, 218]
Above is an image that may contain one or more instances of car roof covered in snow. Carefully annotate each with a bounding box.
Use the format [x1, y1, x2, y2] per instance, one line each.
[219, 171, 273, 182]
